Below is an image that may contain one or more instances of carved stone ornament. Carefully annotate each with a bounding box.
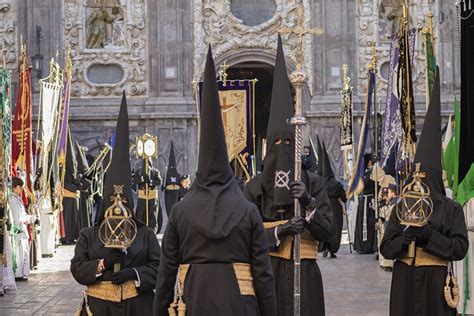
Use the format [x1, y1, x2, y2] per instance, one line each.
[193, 0, 316, 94]
[357, 0, 433, 98]
[64, 0, 147, 97]
[0, 0, 17, 68]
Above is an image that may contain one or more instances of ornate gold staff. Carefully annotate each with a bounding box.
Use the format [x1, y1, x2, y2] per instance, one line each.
[279, 3, 323, 315]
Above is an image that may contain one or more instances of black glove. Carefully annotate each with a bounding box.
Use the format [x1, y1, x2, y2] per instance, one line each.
[111, 268, 137, 285]
[405, 225, 433, 247]
[277, 217, 305, 239]
[103, 250, 126, 270]
[290, 181, 314, 210]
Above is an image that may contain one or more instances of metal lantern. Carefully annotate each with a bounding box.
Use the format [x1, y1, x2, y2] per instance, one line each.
[136, 133, 158, 159]
[396, 163, 434, 257]
[99, 185, 137, 270]
[396, 163, 433, 227]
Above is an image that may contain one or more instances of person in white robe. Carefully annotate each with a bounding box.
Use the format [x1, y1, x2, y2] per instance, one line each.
[10, 177, 35, 280]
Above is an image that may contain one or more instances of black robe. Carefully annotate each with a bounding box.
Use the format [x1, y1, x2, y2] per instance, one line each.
[319, 177, 347, 254]
[380, 197, 469, 316]
[153, 201, 277, 316]
[62, 181, 80, 243]
[164, 189, 178, 217]
[133, 169, 163, 234]
[71, 225, 160, 315]
[244, 170, 333, 316]
[354, 168, 377, 254]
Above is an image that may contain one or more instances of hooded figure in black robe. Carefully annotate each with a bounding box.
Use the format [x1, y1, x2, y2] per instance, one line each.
[62, 130, 81, 244]
[380, 69, 469, 316]
[162, 141, 181, 217]
[133, 158, 163, 234]
[243, 36, 333, 316]
[71, 92, 160, 316]
[319, 142, 347, 258]
[353, 153, 378, 254]
[153, 47, 277, 316]
[75, 139, 93, 230]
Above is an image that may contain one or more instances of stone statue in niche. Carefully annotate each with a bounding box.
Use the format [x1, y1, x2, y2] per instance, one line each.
[379, 0, 403, 38]
[86, 5, 124, 49]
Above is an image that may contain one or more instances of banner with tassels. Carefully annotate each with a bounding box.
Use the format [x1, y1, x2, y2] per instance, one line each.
[196, 79, 256, 180]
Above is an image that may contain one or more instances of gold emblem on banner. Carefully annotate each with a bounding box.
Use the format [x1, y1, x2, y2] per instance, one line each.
[218, 90, 247, 161]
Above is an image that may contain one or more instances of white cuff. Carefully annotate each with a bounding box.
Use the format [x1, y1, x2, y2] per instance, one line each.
[95, 273, 102, 278]
[274, 227, 281, 247]
[133, 268, 141, 288]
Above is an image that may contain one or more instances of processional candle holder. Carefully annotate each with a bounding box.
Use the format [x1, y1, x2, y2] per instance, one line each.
[99, 185, 137, 272]
[396, 163, 433, 258]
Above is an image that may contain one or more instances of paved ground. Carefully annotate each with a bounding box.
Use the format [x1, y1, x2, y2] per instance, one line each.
[0, 235, 392, 315]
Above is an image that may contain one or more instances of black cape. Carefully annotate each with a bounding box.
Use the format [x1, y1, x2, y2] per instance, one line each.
[153, 199, 276, 316]
[319, 176, 346, 254]
[71, 225, 160, 315]
[380, 197, 468, 315]
[244, 170, 333, 316]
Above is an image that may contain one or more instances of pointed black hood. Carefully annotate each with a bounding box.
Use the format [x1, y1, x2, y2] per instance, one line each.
[95, 91, 136, 225]
[413, 67, 445, 198]
[75, 139, 89, 175]
[316, 136, 324, 176]
[262, 35, 295, 208]
[322, 142, 335, 178]
[164, 141, 181, 187]
[65, 130, 78, 183]
[177, 46, 246, 239]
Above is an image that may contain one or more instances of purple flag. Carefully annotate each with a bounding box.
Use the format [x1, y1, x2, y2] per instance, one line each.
[381, 29, 417, 166]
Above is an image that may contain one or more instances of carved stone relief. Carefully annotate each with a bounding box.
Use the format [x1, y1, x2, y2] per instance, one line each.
[64, 0, 147, 97]
[0, 0, 17, 69]
[357, 0, 433, 100]
[193, 0, 316, 94]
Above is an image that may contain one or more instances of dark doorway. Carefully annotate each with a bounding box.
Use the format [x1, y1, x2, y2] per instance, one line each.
[226, 62, 274, 173]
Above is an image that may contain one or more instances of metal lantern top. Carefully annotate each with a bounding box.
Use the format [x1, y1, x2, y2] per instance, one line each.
[136, 133, 158, 159]
[99, 185, 137, 249]
[396, 163, 434, 227]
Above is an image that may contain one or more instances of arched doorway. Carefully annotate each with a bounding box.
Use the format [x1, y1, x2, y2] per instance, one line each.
[226, 61, 274, 172]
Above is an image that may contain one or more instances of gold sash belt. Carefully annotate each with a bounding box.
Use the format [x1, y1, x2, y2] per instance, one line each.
[165, 184, 180, 190]
[86, 280, 138, 303]
[264, 221, 319, 260]
[138, 189, 158, 200]
[63, 189, 80, 199]
[399, 247, 449, 267]
[179, 263, 255, 296]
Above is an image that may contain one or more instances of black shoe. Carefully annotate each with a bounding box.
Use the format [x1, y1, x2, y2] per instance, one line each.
[323, 249, 328, 258]
[329, 252, 337, 259]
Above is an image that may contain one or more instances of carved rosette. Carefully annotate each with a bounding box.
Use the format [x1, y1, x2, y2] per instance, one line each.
[64, 0, 147, 97]
[356, 0, 433, 99]
[0, 0, 17, 69]
[193, 0, 316, 94]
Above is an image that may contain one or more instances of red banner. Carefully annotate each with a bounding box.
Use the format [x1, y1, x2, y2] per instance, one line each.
[12, 47, 33, 196]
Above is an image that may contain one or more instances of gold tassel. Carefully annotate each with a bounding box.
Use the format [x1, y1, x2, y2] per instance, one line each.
[86, 304, 93, 316]
[444, 270, 460, 308]
[168, 300, 178, 316]
[177, 300, 186, 316]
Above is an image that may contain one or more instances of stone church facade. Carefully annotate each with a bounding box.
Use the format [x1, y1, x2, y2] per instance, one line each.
[1, 0, 460, 178]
